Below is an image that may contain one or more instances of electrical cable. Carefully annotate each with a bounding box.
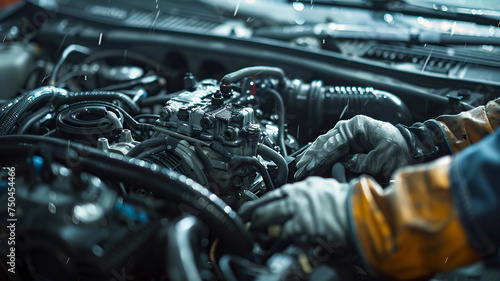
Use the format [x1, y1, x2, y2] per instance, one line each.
[265, 88, 287, 156]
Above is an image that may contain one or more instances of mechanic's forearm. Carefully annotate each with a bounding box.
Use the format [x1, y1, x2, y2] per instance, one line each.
[435, 98, 500, 152]
[349, 157, 482, 280]
[398, 99, 500, 162]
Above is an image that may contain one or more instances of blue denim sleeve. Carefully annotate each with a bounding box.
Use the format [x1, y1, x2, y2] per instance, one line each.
[449, 128, 500, 258]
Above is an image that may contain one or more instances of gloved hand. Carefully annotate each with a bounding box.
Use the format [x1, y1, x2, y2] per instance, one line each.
[294, 115, 412, 180]
[238, 177, 350, 244]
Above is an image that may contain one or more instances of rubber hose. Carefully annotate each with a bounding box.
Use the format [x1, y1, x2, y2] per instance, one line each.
[265, 88, 287, 156]
[284, 80, 413, 140]
[0, 88, 140, 135]
[127, 137, 168, 157]
[133, 114, 160, 120]
[0, 135, 253, 255]
[52, 91, 139, 114]
[58, 100, 145, 132]
[0, 94, 24, 118]
[135, 145, 167, 159]
[17, 106, 51, 134]
[0, 86, 66, 135]
[55, 69, 97, 87]
[221, 66, 286, 88]
[257, 144, 288, 186]
[230, 155, 275, 191]
[210, 143, 275, 191]
[50, 44, 91, 85]
[168, 217, 205, 281]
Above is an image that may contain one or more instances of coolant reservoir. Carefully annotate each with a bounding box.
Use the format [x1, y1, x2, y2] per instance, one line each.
[0, 43, 36, 99]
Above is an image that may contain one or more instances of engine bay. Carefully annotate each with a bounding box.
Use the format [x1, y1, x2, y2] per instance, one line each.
[1, 1, 499, 280]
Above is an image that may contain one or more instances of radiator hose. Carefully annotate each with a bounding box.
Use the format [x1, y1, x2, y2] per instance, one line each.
[0, 135, 253, 255]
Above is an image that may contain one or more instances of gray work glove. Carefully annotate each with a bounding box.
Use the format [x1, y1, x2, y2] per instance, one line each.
[294, 115, 411, 180]
[238, 177, 350, 244]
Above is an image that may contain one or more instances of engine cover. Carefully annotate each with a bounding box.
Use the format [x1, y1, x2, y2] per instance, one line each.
[158, 80, 260, 157]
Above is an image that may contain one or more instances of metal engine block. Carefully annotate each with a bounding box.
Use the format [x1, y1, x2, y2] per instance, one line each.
[155, 80, 263, 204]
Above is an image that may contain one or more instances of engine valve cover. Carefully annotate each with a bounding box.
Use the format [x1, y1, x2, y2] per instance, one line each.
[159, 80, 258, 151]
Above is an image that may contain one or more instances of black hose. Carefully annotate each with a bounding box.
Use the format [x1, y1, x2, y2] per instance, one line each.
[126, 137, 168, 157]
[135, 145, 166, 159]
[17, 106, 51, 134]
[0, 135, 253, 255]
[55, 69, 97, 87]
[49, 44, 92, 86]
[265, 88, 287, 157]
[59, 100, 149, 134]
[0, 87, 141, 136]
[220, 66, 286, 90]
[167, 217, 206, 281]
[257, 144, 288, 186]
[0, 86, 65, 135]
[95, 75, 160, 92]
[231, 155, 275, 191]
[52, 91, 139, 114]
[133, 114, 160, 120]
[210, 143, 275, 191]
[0, 94, 24, 117]
[284, 80, 414, 140]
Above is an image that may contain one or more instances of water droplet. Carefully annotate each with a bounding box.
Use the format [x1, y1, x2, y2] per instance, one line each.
[293, 1, 305, 11]
[48, 202, 56, 214]
[384, 13, 394, 24]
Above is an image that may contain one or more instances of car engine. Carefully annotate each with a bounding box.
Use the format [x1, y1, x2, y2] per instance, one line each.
[1, 1, 498, 280]
[0, 42, 413, 280]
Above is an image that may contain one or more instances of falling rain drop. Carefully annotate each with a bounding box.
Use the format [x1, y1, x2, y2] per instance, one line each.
[48, 202, 56, 214]
[234, 2, 240, 16]
[293, 1, 305, 12]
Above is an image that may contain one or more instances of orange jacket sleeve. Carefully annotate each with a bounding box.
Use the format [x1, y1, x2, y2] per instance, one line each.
[397, 98, 500, 164]
[435, 99, 500, 153]
[0, 0, 21, 9]
[348, 100, 500, 280]
[349, 157, 482, 280]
